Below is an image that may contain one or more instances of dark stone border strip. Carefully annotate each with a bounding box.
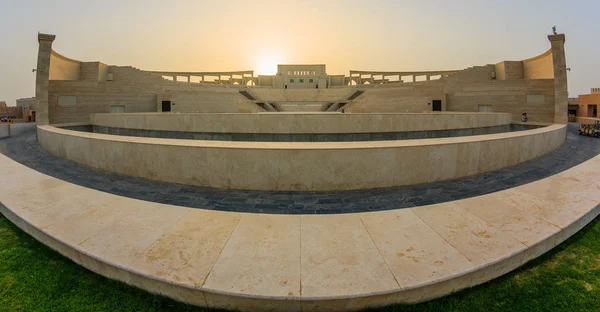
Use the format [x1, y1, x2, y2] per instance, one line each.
[62, 124, 540, 142]
[1, 123, 599, 214]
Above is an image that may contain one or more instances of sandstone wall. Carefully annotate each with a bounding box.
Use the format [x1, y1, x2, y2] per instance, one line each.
[522, 49, 554, 79]
[248, 89, 355, 102]
[49, 51, 80, 81]
[495, 61, 524, 80]
[346, 65, 556, 123]
[347, 82, 445, 113]
[446, 79, 555, 123]
[48, 65, 259, 123]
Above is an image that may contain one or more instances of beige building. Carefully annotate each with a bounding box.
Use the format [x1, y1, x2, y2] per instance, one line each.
[577, 88, 600, 118]
[16, 97, 37, 121]
[34, 33, 568, 124]
[274, 64, 327, 89]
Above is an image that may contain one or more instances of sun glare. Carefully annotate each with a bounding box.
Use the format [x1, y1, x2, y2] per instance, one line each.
[255, 54, 282, 75]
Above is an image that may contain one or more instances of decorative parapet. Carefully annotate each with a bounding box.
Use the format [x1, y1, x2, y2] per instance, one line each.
[548, 33, 566, 43]
[38, 33, 56, 42]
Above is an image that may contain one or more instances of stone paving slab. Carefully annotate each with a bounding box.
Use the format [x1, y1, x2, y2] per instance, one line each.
[1, 152, 599, 311]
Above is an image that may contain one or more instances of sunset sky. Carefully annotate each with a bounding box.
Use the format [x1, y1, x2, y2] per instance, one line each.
[1, 0, 599, 105]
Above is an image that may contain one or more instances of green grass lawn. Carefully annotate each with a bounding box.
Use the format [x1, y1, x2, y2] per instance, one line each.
[1, 213, 599, 312]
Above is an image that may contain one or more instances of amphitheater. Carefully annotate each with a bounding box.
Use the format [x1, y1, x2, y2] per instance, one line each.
[1, 32, 599, 311]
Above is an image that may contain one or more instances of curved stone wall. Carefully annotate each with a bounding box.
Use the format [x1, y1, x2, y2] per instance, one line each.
[522, 49, 554, 80]
[90, 112, 514, 134]
[49, 51, 81, 81]
[37, 123, 566, 191]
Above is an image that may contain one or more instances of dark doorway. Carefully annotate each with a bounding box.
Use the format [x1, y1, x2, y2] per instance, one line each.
[588, 104, 598, 117]
[161, 101, 171, 112]
[432, 100, 442, 111]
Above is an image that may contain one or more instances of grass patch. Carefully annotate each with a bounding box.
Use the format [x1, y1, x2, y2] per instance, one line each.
[1, 213, 600, 312]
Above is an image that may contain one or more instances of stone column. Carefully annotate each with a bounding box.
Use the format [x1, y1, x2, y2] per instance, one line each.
[549, 34, 568, 124]
[35, 33, 55, 125]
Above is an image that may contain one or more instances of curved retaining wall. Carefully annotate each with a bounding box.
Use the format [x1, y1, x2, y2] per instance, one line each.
[37, 124, 566, 191]
[87, 123, 540, 142]
[90, 112, 514, 134]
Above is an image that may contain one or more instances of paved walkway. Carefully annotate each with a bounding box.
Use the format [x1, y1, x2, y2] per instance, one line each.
[0, 123, 599, 214]
[1, 150, 599, 311]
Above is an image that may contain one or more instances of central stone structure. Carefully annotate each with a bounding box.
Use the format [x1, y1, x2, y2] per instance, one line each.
[33, 33, 568, 122]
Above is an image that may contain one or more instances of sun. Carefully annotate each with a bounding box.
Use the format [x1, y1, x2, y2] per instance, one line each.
[255, 54, 282, 75]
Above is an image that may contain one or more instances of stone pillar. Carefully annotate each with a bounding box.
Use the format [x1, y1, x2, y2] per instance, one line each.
[549, 34, 568, 124]
[35, 33, 55, 125]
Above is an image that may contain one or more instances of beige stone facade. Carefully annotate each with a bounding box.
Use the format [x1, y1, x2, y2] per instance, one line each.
[16, 97, 37, 121]
[577, 88, 600, 119]
[37, 122, 566, 191]
[34, 33, 569, 124]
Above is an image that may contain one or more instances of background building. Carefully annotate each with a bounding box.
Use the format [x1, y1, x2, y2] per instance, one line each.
[16, 97, 37, 122]
[577, 88, 600, 118]
[0, 101, 22, 119]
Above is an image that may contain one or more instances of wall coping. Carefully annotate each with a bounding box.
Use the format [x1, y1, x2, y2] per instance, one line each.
[41, 123, 564, 150]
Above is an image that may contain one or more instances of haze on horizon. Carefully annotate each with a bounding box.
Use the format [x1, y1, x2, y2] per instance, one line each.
[1, 0, 599, 106]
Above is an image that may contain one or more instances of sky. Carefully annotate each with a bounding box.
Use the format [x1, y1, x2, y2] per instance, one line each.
[0, 0, 599, 106]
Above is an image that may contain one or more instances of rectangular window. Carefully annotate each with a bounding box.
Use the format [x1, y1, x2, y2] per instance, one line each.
[309, 78, 314, 83]
[527, 95, 545, 105]
[58, 95, 77, 106]
[290, 79, 294, 83]
[299, 79, 304, 83]
[110, 105, 126, 113]
[478, 105, 493, 112]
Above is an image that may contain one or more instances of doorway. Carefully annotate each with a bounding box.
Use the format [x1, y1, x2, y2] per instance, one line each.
[161, 100, 171, 112]
[432, 100, 442, 111]
[589, 104, 598, 117]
